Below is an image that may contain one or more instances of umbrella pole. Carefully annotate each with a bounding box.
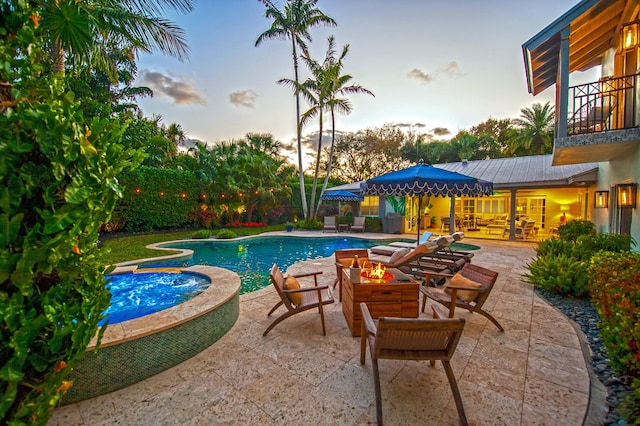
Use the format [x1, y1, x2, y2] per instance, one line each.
[416, 196, 421, 243]
[449, 196, 455, 235]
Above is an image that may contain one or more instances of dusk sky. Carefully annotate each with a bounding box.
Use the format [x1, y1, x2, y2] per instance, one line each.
[135, 0, 598, 165]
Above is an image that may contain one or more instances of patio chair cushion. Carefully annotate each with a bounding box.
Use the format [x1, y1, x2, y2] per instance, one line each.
[388, 248, 411, 264]
[284, 276, 302, 306]
[445, 273, 482, 302]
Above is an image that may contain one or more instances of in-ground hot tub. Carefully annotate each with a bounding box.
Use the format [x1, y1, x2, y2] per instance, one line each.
[62, 265, 240, 404]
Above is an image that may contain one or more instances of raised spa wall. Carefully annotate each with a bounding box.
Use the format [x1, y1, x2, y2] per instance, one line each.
[62, 265, 240, 404]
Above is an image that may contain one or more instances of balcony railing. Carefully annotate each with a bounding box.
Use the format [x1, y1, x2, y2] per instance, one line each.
[567, 73, 639, 135]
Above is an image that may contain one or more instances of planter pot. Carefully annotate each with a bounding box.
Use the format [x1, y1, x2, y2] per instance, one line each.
[286, 225, 293, 232]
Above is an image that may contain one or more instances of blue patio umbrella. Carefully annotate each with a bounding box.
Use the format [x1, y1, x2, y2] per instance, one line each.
[320, 190, 364, 202]
[362, 161, 493, 239]
[320, 190, 364, 217]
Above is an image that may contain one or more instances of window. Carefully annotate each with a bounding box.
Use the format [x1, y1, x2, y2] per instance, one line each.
[360, 196, 379, 216]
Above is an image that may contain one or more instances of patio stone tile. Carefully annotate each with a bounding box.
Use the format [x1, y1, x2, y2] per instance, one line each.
[521, 376, 589, 426]
[48, 236, 591, 426]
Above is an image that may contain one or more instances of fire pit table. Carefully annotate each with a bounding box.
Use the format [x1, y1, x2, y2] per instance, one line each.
[341, 267, 419, 337]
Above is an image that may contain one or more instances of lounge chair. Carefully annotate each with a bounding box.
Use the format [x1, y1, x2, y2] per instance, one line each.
[263, 264, 334, 336]
[323, 216, 337, 233]
[502, 220, 536, 239]
[360, 303, 468, 426]
[419, 262, 503, 332]
[368, 242, 459, 283]
[388, 231, 433, 249]
[351, 216, 366, 233]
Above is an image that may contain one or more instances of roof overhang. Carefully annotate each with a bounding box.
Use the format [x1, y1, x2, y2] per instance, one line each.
[522, 0, 632, 95]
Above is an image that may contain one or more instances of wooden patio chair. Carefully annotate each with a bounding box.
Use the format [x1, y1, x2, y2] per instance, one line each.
[359, 303, 468, 426]
[502, 220, 535, 239]
[263, 264, 334, 336]
[419, 262, 503, 331]
[351, 216, 366, 233]
[323, 216, 337, 232]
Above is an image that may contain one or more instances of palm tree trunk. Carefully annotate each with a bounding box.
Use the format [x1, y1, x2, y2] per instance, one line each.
[292, 40, 308, 220]
[52, 39, 65, 76]
[315, 107, 337, 218]
[309, 109, 323, 219]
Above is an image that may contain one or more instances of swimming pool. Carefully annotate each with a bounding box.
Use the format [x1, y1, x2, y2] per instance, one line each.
[103, 270, 211, 325]
[157, 236, 400, 293]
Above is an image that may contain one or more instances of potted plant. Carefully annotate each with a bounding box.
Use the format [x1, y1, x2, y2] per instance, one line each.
[285, 222, 294, 232]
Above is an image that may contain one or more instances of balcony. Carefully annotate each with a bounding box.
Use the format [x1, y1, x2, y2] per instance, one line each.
[568, 73, 639, 135]
[553, 73, 640, 166]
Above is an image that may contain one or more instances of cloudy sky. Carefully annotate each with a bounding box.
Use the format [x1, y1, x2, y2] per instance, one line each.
[135, 0, 599, 163]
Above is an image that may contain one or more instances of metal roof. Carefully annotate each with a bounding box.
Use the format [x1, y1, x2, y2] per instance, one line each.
[522, 0, 632, 95]
[325, 155, 598, 193]
[433, 155, 598, 189]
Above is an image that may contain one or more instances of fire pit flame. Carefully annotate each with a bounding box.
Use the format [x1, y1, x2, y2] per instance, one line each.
[369, 263, 386, 279]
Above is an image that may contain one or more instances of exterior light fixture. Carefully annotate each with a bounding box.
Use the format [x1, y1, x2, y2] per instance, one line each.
[594, 190, 609, 208]
[617, 183, 637, 208]
[559, 204, 570, 223]
[623, 22, 639, 49]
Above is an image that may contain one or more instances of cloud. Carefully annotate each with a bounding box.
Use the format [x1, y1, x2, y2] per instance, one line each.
[432, 127, 451, 136]
[139, 70, 206, 105]
[439, 61, 463, 77]
[390, 122, 426, 129]
[229, 89, 258, 108]
[407, 68, 435, 84]
[408, 62, 463, 84]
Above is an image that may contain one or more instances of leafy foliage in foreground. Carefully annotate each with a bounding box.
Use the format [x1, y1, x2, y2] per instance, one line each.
[589, 252, 640, 423]
[0, 5, 143, 423]
[523, 221, 633, 298]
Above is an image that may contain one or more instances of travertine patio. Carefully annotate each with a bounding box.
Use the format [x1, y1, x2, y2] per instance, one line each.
[49, 237, 599, 425]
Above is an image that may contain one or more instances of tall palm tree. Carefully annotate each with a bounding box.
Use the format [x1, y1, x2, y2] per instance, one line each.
[316, 37, 373, 218]
[284, 36, 373, 218]
[512, 101, 555, 155]
[256, 0, 336, 221]
[37, 0, 194, 79]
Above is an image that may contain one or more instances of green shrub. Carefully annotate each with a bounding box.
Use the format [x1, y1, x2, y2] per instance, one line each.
[572, 233, 633, 260]
[589, 251, 640, 422]
[366, 217, 382, 233]
[192, 229, 213, 239]
[535, 237, 573, 257]
[216, 229, 237, 239]
[115, 166, 203, 232]
[523, 253, 590, 298]
[557, 219, 596, 243]
[295, 219, 324, 230]
[0, 7, 143, 423]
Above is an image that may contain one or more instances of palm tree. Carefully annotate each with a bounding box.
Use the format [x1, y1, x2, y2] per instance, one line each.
[37, 0, 194, 79]
[285, 36, 373, 218]
[315, 37, 373, 218]
[512, 101, 555, 155]
[256, 0, 336, 221]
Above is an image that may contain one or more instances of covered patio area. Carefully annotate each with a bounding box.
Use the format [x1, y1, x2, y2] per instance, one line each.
[49, 238, 599, 425]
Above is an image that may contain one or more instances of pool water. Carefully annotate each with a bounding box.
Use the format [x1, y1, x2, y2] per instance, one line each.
[159, 236, 399, 294]
[103, 271, 210, 325]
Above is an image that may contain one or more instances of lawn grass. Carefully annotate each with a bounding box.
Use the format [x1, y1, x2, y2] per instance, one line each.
[100, 225, 286, 265]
